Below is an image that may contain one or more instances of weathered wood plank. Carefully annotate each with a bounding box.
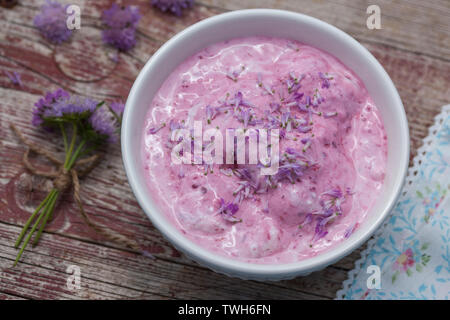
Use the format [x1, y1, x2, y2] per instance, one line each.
[0, 291, 27, 300]
[0, 223, 331, 299]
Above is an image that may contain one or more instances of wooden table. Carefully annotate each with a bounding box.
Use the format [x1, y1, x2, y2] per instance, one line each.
[0, 0, 448, 300]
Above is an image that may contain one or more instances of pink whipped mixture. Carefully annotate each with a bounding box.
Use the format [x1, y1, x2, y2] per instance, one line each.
[141, 37, 387, 264]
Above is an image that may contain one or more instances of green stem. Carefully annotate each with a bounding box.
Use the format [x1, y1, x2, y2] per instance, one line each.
[60, 123, 68, 154]
[64, 122, 78, 168]
[106, 104, 122, 124]
[14, 189, 57, 266]
[32, 189, 59, 247]
[66, 139, 86, 170]
[15, 191, 53, 248]
[78, 146, 96, 159]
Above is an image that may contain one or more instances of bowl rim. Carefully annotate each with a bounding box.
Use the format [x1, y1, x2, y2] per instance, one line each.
[122, 8, 409, 278]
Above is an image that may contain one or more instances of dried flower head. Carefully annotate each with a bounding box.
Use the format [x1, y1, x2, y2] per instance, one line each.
[32, 88, 71, 126]
[102, 4, 141, 29]
[88, 104, 119, 143]
[101, 4, 141, 51]
[151, 0, 194, 16]
[32, 88, 120, 144]
[102, 28, 138, 51]
[218, 198, 241, 223]
[34, 0, 72, 44]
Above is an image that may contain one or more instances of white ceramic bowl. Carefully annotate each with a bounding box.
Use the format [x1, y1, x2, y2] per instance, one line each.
[122, 9, 409, 280]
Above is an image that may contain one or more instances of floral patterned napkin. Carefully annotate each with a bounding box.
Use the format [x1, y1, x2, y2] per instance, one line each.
[337, 105, 450, 300]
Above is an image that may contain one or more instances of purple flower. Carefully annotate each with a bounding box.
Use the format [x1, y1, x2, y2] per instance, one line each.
[233, 181, 253, 203]
[290, 91, 304, 103]
[5, 71, 23, 87]
[286, 72, 304, 94]
[269, 102, 281, 113]
[233, 168, 254, 184]
[110, 101, 125, 117]
[235, 108, 257, 128]
[275, 162, 307, 184]
[151, 0, 195, 16]
[206, 105, 219, 124]
[320, 187, 345, 216]
[102, 4, 141, 29]
[89, 105, 118, 143]
[322, 188, 343, 199]
[52, 96, 98, 117]
[102, 27, 137, 52]
[297, 125, 312, 133]
[319, 72, 333, 89]
[218, 198, 240, 222]
[313, 217, 330, 241]
[257, 73, 274, 96]
[276, 149, 319, 185]
[305, 95, 311, 107]
[226, 66, 244, 82]
[297, 102, 308, 113]
[34, 0, 72, 44]
[311, 91, 324, 106]
[220, 91, 253, 116]
[299, 213, 313, 229]
[302, 138, 312, 152]
[265, 112, 281, 129]
[344, 223, 357, 238]
[148, 122, 166, 134]
[169, 119, 185, 132]
[289, 72, 304, 84]
[32, 88, 120, 144]
[32, 88, 70, 126]
[280, 112, 292, 130]
[101, 4, 141, 51]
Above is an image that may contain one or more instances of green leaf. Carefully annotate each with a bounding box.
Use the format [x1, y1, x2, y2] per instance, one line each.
[392, 271, 399, 284]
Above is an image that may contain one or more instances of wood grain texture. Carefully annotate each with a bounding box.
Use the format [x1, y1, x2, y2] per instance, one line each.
[0, 0, 449, 300]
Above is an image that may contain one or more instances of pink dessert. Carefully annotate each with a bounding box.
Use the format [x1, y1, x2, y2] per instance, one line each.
[142, 37, 387, 264]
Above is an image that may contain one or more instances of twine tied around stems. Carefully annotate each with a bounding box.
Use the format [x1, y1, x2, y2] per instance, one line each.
[10, 123, 150, 259]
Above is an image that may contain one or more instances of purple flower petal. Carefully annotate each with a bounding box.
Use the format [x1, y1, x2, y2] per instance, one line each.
[89, 105, 119, 143]
[344, 223, 357, 238]
[102, 27, 138, 51]
[218, 198, 241, 222]
[318, 72, 333, 89]
[110, 101, 125, 117]
[34, 0, 72, 44]
[5, 71, 23, 87]
[101, 4, 141, 51]
[102, 3, 141, 29]
[151, 0, 195, 16]
[148, 122, 166, 134]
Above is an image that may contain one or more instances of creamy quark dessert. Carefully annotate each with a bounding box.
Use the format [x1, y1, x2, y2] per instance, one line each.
[141, 37, 387, 264]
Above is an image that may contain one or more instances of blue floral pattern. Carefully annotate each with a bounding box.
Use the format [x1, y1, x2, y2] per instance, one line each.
[337, 105, 450, 300]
